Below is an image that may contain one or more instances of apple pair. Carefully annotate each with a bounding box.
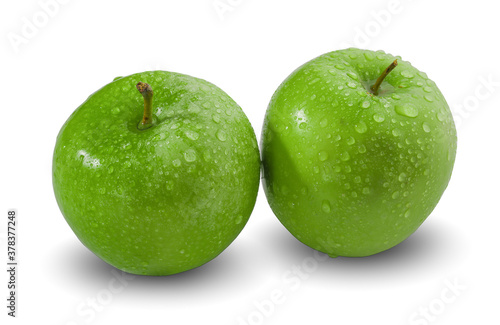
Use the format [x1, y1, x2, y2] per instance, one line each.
[53, 48, 457, 275]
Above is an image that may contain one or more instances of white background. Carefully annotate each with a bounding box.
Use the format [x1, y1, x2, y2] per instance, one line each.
[1, 0, 499, 324]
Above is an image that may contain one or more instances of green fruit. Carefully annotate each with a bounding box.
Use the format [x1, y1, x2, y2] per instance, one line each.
[261, 48, 457, 257]
[53, 71, 260, 275]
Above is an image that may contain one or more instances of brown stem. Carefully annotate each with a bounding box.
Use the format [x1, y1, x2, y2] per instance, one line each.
[371, 60, 398, 96]
[136, 82, 154, 130]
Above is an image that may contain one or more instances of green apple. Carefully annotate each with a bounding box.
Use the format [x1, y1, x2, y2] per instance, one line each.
[262, 48, 457, 257]
[53, 71, 260, 275]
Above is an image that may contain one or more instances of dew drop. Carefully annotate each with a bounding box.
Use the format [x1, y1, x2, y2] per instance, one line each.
[185, 130, 199, 140]
[392, 191, 400, 199]
[235, 215, 243, 225]
[318, 151, 328, 161]
[362, 187, 370, 195]
[172, 159, 181, 167]
[212, 115, 221, 123]
[398, 172, 407, 182]
[347, 72, 358, 80]
[395, 104, 418, 118]
[424, 95, 434, 102]
[373, 113, 385, 123]
[320, 118, 328, 128]
[364, 52, 374, 61]
[422, 122, 431, 133]
[347, 136, 356, 145]
[184, 149, 197, 162]
[299, 122, 307, 129]
[358, 144, 367, 153]
[216, 129, 227, 141]
[340, 151, 351, 161]
[354, 121, 368, 133]
[347, 82, 357, 89]
[361, 101, 370, 109]
[400, 70, 414, 79]
[322, 200, 331, 213]
[404, 209, 411, 218]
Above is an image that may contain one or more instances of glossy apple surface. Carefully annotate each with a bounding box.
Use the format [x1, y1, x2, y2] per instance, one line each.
[262, 48, 457, 257]
[53, 71, 260, 275]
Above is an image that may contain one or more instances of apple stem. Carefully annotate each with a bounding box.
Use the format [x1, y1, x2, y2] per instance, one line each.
[371, 60, 398, 96]
[136, 82, 154, 130]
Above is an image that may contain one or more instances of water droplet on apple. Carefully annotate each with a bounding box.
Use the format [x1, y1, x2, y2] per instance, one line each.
[358, 144, 367, 153]
[392, 191, 400, 199]
[423, 86, 432, 93]
[364, 52, 375, 61]
[347, 82, 357, 89]
[391, 94, 401, 100]
[299, 122, 307, 129]
[400, 70, 414, 79]
[362, 187, 370, 195]
[404, 209, 411, 218]
[172, 159, 181, 167]
[235, 215, 243, 225]
[392, 129, 402, 137]
[347, 72, 358, 80]
[346, 136, 356, 145]
[436, 112, 446, 122]
[395, 104, 418, 118]
[322, 200, 331, 213]
[320, 118, 328, 128]
[361, 101, 370, 109]
[354, 176, 362, 183]
[112, 107, 120, 114]
[354, 121, 368, 133]
[340, 151, 351, 161]
[398, 172, 407, 182]
[424, 95, 434, 102]
[373, 113, 385, 123]
[212, 114, 221, 123]
[183, 149, 197, 162]
[216, 129, 227, 142]
[422, 122, 431, 133]
[334, 64, 345, 70]
[185, 130, 199, 141]
[318, 151, 328, 161]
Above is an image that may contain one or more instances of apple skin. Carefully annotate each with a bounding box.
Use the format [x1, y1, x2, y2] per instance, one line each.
[262, 48, 457, 257]
[53, 71, 260, 275]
